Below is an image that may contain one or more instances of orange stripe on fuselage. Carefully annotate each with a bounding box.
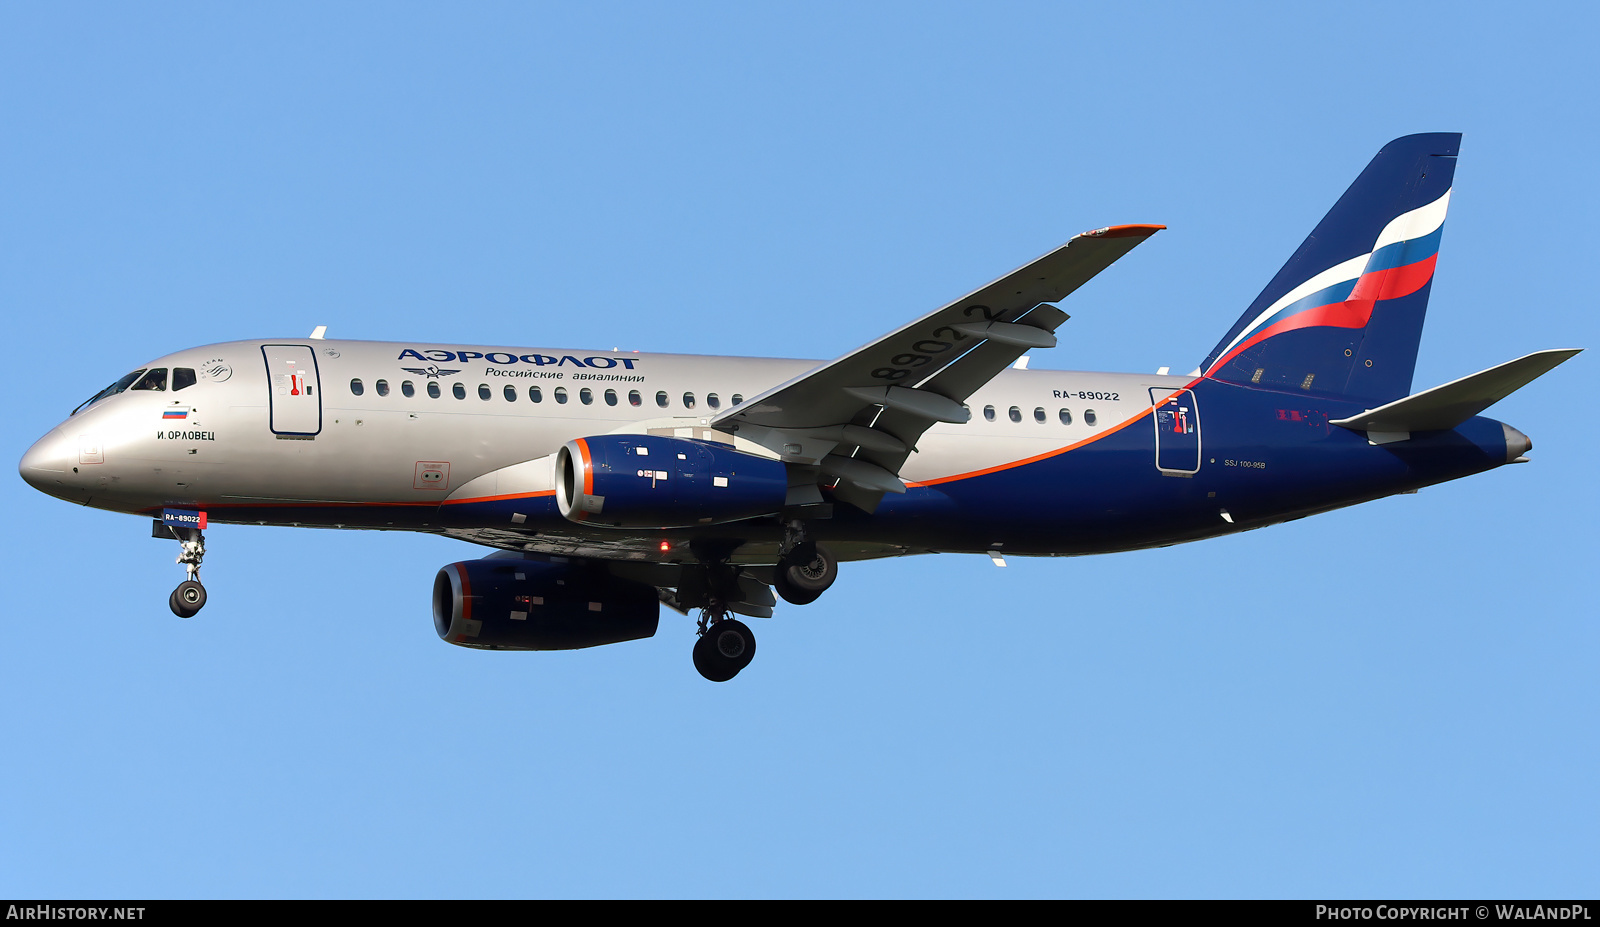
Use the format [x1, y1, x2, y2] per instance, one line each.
[440, 490, 556, 506]
[179, 383, 1196, 509]
[906, 392, 1174, 488]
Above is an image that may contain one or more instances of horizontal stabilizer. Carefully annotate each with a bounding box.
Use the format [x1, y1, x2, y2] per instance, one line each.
[1330, 348, 1581, 436]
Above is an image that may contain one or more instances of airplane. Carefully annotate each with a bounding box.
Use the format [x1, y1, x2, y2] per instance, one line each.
[18, 133, 1581, 682]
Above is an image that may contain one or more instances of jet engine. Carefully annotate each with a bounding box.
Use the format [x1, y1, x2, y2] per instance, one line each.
[433, 557, 659, 650]
[555, 434, 788, 528]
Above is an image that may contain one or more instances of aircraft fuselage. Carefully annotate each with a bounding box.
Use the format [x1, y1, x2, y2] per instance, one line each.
[21, 337, 1523, 565]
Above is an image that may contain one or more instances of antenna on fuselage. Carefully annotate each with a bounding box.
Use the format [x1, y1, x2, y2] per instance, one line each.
[309, 325, 328, 340]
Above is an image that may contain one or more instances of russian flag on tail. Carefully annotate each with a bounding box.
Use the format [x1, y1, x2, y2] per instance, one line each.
[1199, 133, 1461, 405]
[1204, 188, 1450, 375]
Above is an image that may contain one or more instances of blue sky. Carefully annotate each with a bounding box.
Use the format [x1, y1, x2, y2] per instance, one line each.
[2, 2, 1595, 898]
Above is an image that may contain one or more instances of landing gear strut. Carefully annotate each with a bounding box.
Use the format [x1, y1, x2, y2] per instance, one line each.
[166, 528, 207, 618]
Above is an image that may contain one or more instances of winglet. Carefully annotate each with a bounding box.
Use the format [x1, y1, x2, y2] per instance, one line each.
[1078, 224, 1166, 240]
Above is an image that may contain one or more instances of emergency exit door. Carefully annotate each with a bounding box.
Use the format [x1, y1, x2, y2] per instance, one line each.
[262, 345, 322, 436]
[1150, 388, 1200, 475]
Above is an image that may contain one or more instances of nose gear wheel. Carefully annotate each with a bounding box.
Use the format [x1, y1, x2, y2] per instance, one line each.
[170, 580, 206, 618]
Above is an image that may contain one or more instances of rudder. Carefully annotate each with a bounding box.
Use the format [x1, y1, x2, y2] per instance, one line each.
[1200, 133, 1460, 404]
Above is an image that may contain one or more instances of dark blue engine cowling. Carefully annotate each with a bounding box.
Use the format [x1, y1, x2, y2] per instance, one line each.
[556, 434, 788, 528]
[433, 557, 659, 650]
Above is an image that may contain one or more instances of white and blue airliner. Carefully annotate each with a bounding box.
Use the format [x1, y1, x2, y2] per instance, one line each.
[20, 133, 1579, 681]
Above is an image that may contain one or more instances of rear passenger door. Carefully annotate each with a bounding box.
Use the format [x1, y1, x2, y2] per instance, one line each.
[1150, 387, 1200, 475]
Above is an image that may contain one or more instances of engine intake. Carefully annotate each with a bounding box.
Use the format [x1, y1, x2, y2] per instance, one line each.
[555, 434, 788, 528]
[433, 557, 659, 650]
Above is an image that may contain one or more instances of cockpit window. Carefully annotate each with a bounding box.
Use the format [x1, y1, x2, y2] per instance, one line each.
[131, 368, 168, 391]
[173, 368, 197, 391]
[72, 368, 147, 415]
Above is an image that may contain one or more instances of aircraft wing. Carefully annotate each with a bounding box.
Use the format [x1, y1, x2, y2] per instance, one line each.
[711, 224, 1163, 511]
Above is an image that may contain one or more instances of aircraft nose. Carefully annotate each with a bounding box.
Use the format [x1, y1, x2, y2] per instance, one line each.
[1503, 423, 1532, 463]
[19, 428, 73, 495]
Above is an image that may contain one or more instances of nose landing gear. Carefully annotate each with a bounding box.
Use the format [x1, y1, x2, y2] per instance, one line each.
[155, 522, 208, 618]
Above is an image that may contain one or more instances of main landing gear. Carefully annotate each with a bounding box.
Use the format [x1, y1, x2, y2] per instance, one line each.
[773, 540, 837, 606]
[682, 538, 840, 682]
[686, 558, 758, 682]
[693, 614, 756, 683]
[164, 527, 208, 618]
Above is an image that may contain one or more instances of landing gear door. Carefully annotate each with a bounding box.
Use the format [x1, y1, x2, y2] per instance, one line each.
[1150, 387, 1200, 475]
[262, 345, 322, 436]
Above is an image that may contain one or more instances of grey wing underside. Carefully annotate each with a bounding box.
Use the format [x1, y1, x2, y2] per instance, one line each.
[711, 224, 1164, 511]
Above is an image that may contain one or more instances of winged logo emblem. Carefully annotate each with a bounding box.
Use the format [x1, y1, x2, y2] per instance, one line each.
[401, 365, 462, 379]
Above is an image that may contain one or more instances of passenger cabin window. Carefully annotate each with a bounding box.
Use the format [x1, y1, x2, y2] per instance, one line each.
[1085, 409, 1097, 426]
[376, 379, 390, 397]
[1059, 408, 1072, 425]
[478, 384, 491, 401]
[628, 390, 642, 406]
[452, 383, 466, 400]
[984, 405, 996, 422]
[732, 394, 743, 405]
[132, 368, 168, 391]
[656, 391, 669, 408]
[529, 386, 542, 403]
[605, 389, 618, 406]
[402, 381, 415, 398]
[173, 368, 197, 391]
[682, 392, 696, 409]
[555, 387, 568, 404]
[427, 382, 441, 399]
[503, 385, 517, 402]
[349, 378, 364, 396]
[580, 388, 593, 405]
[707, 393, 720, 409]
[1034, 407, 1046, 423]
[1008, 406, 1021, 423]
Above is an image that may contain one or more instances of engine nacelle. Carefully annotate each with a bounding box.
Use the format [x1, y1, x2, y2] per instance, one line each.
[555, 434, 788, 528]
[433, 557, 659, 650]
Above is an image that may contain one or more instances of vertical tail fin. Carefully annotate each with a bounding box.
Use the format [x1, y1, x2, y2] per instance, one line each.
[1200, 133, 1460, 404]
